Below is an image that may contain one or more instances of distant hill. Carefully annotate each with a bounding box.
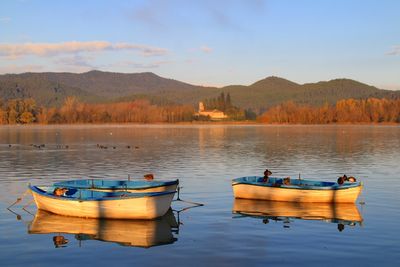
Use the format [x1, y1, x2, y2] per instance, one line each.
[42, 70, 198, 97]
[0, 70, 202, 106]
[0, 73, 100, 106]
[1, 71, 399, 112]
[217, 77, 400, 113]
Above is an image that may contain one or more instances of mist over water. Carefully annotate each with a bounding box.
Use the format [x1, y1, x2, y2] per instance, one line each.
[0, 125, 399, 266]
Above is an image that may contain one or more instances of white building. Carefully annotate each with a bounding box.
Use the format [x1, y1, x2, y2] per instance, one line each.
[195, 102, 228, 120]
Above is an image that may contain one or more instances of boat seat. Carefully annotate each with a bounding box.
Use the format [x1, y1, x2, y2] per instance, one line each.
[45, 186, 56, 194]
[65, 188, 77, 196]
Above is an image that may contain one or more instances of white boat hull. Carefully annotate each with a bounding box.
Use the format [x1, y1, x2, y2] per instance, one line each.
[233, 183, 362, 203]
[30, 188, 175, 219]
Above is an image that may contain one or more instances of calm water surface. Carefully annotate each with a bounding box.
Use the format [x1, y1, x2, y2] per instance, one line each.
[0, 125, 399, 266]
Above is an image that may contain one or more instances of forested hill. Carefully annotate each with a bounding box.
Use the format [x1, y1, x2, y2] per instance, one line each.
[0, 70, 399, 112]
[218, 77, 400, 112]
[42, 70, 198, 97]
[0, 71, 201, 106]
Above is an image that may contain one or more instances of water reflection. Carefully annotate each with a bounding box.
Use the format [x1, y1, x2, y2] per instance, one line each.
[28, 209, 179, 248]
[233, 199, 363, 231]
[1, 125, 399, 265]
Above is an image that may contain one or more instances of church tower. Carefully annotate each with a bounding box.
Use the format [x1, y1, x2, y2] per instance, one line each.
[199, 102, 205, 112]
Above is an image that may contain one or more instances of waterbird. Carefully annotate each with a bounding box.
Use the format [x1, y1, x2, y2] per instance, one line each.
[144, 174, 154, 180]
[53, 235, 69, 248]
[262, 169, 272, 182]
[338, 174, 357, 185]
[53, 188, 69, 196]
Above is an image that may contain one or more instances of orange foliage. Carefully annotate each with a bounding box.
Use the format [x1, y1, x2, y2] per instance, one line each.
[259, 98, 400, 124]
[37, 98, 194, 124]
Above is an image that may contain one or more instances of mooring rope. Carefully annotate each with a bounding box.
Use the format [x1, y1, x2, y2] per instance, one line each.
[173, 186, 204, 207]
[7, 189, 30, 209]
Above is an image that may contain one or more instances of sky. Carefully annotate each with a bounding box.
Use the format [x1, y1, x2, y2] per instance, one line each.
[0, 0, 399, 89]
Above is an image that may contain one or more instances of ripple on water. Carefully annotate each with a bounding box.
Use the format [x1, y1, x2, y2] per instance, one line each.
[0, 125, 399, 266]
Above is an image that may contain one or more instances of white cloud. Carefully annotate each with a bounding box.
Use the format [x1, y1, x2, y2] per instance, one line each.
[386, 45, 400, 56]
[200, 45, 213, 53]
[0, 41, 168, 58]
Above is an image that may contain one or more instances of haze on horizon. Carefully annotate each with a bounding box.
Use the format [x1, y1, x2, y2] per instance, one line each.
[0, 0, 399, 90]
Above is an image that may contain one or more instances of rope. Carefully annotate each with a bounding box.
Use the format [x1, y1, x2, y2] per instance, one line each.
[358, 182, 366, 205]
[22, 205, 35, 216]
[7, 189, 30, 209]
[173, 186, 204, 207]
[7, 189, 34, 220]
[22, 199, 34, 210]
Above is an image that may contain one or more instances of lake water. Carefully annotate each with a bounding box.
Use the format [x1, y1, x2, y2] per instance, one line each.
[0, 124, 399, 266]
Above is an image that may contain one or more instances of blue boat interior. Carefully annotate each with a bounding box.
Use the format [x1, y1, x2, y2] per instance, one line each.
[232, 176, 360, 190]
[53, 179, 178, 190]
[30, 185, 175, 201]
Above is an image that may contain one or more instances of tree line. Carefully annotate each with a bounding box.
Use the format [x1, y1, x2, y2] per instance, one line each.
[0, 97, 194, 124]
[203, 92, 257, 120]
[1, 96, 400, 124]
[258, 98, 400, 124]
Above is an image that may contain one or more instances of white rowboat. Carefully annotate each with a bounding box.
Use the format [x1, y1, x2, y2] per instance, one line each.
[29, 185, 175, 219]
[232, 176, 362, 203]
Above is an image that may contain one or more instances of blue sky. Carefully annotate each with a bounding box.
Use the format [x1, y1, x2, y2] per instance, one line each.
[0, 0, 399, 89]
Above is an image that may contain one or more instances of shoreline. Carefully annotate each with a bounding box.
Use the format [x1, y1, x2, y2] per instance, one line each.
[0, 121, 399, 127]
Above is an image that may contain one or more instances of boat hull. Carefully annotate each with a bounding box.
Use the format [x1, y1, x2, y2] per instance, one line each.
[30, 187, 175, 219]
[232, 177, 362, 203]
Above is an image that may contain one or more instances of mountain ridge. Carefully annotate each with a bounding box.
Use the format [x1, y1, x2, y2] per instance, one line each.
[1, 70, 398, 112]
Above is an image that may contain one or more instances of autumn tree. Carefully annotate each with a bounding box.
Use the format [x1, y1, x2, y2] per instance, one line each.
[259, 98, 400, 124]
[60, 96, 79, 123]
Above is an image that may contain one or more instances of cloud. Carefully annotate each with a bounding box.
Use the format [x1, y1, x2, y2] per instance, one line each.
[200, 45, 213, 53]
[0, 64, 44, 74]
[0, 41, 168, 58]
[112, 43, 167, 56]
[386, 45, 400, 56]
[0, 17, 11, 23]
[378, 84, 400, 90]
[105, 60, 171, 69]
[53, 55, 94, 68]
[129, 0, 266, 32]
[131, 0, 168, 30]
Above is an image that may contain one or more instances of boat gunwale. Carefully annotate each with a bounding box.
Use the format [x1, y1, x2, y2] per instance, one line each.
[29, 185, 176, 202]
[53, 179, 179, 190]
[232, 176, 362, 191]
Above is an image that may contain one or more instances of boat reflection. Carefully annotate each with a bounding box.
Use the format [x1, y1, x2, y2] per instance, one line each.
[28, 209, 179, 248]
[233, 199, 363, 231]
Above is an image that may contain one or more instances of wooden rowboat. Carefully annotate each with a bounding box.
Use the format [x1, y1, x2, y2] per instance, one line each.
[232, 176, 362, 203]
[28, 209, 178, 248]
[53, 179, 179, 193]
[233, 198, 363, 226]
[29, 185, 175, 219]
